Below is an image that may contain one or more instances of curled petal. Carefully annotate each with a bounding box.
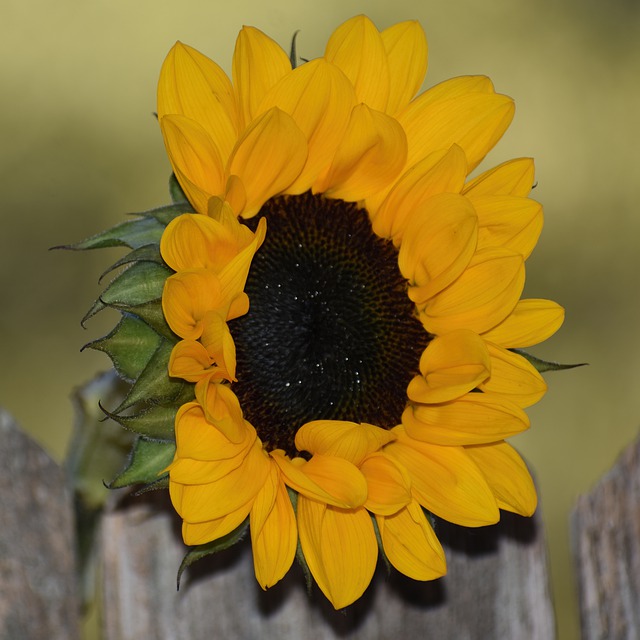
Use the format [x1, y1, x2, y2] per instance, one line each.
[324, 15, 390, 112]
[251, 466, 297, 589]
[382, 21, 428, 115]
[232, 26, 291, 128]
[228, 108, 307, 217]
[194, 380, 246, 443]
[402, 391, 529, 446]
[159, 115, 225, 214]
[371, 145, 468, 242]
[465, 441, 537, 516]
[295, 420, 395, 466]
[200, 312, 236, 381]
[315, 104, 407, 201]
[270, 451, 367, 508]
[400, 192, 478, 304]
[168, 339, 217, 383]
[463, 157, 536, 197]
[420, 248, 525, 335]
[482, 298, 565, 348]
[407, 330, 491, 404]
[297, 497, 377, 609]
[377, 499, 446, 580]
[479, 342, 547, 407]
[385, 427, 499, 526]
[361, 453, 411, 515]
[158, 42, 238, 160]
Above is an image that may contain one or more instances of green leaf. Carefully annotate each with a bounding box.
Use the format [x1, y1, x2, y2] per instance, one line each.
[169, 173, 190, 205]
[115, 339, 183, 412]
[99, 244, 164, 282]
[110, 299, 176, 341]
[84, 314, 161, 381]
[108, 437, 175, 489]
[177, 519, 250, 588]
[101, 261, 170, 308]
[63, 216, 166, 250]
[106, 402, 180, 440]
[512, 349, 588, 373]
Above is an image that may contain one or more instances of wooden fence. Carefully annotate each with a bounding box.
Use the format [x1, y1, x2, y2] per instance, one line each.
[1, 407, 637, 639]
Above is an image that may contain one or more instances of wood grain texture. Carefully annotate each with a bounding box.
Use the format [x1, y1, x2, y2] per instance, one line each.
[101, 490, 555, 640]
[0, 409, 79, 640]
[572, 434, 640, 639]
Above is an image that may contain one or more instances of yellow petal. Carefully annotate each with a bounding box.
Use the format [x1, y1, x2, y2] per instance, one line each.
[170, 438, 269, 523]
[315, 104, 407, 201]
[297, 497, 377, 609]
[232, 26, 291, 129]
[377, 499, 446, 580]
[479, 342, 547, 407]
[270, 450, 367, 508]
[158, 42, 238, 161]
[173, 401, 254, 462]
[361, 453, 411, 515]
[324, 15, 390, 112]
[251, 466, 297, 588]
[182, 499, 252, 546]
[228, 108, 307, 217]
[294, 420, 395, 466]
[482, 298, 565, 348]
[407, 330, 491, 404]
[382, 21, 428, 116]
[200, 312, 236, 381]
[194, 380, 246, 443]
[371, 145, 468, 243]
[159, 115, 225, 214]
[385, 427, 499, 526]
[420, 248, 525, 335]
[162, 269, 225, 340]
[402, 391, 529, 445]
[259, 59, 357, 194]
[463, 157, 536, 197]
[469, 195, 543, 259]
[399, 192, 478, 304]
[160, 211, 255, 273]
[398, 77, 514, 172]
[168, 339, 217, 383]
[465, 441, 537, 516]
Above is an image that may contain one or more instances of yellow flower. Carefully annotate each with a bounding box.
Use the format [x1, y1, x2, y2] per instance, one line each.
[158, 15, 564, 608]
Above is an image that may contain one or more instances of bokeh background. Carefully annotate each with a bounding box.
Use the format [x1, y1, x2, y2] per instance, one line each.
[2, 0, 639, 637]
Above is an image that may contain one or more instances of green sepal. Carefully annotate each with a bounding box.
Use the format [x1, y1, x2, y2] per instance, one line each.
[287, 488, 312, 594]
[99, 244, 164, 282]
[177, 518, 250, 589]
[115, 339, 183, 413]
[100, 261, 171, 308]
[108, 436, 175, 489]
[83, 314, 161, 382]
[512, 349, 587, 373]
[109, 299, 176, 341]
[63, 216, 166, 251]
[169, 173, 190, 205]
[104, 402, 180, 440]
[133, 475, 170, 495]
[371, 515, 391, 575]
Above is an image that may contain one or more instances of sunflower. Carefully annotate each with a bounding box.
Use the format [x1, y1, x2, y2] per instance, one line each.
[156, 15, 564, 608]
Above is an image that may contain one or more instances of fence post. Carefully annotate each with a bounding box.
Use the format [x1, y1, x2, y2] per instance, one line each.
[0, 409, 80, 639]
[572, 433, 640, 639]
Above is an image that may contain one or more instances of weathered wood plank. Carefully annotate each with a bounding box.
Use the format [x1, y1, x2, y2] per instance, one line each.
[0, 409, 80, 640]
[101, 490, 555, 639]
[572, 434, 640, 639]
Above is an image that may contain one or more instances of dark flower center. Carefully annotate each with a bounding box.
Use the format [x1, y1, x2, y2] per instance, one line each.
[229, 192, 429, 456]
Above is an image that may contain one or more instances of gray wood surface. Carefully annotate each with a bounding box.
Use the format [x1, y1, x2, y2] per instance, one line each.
[573, 433, 640, 639]
[0, 409, 79, 640]
[101, 490, 555, 639]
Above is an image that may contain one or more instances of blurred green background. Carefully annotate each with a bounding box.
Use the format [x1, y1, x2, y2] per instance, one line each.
[2, 0, 639, 638]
